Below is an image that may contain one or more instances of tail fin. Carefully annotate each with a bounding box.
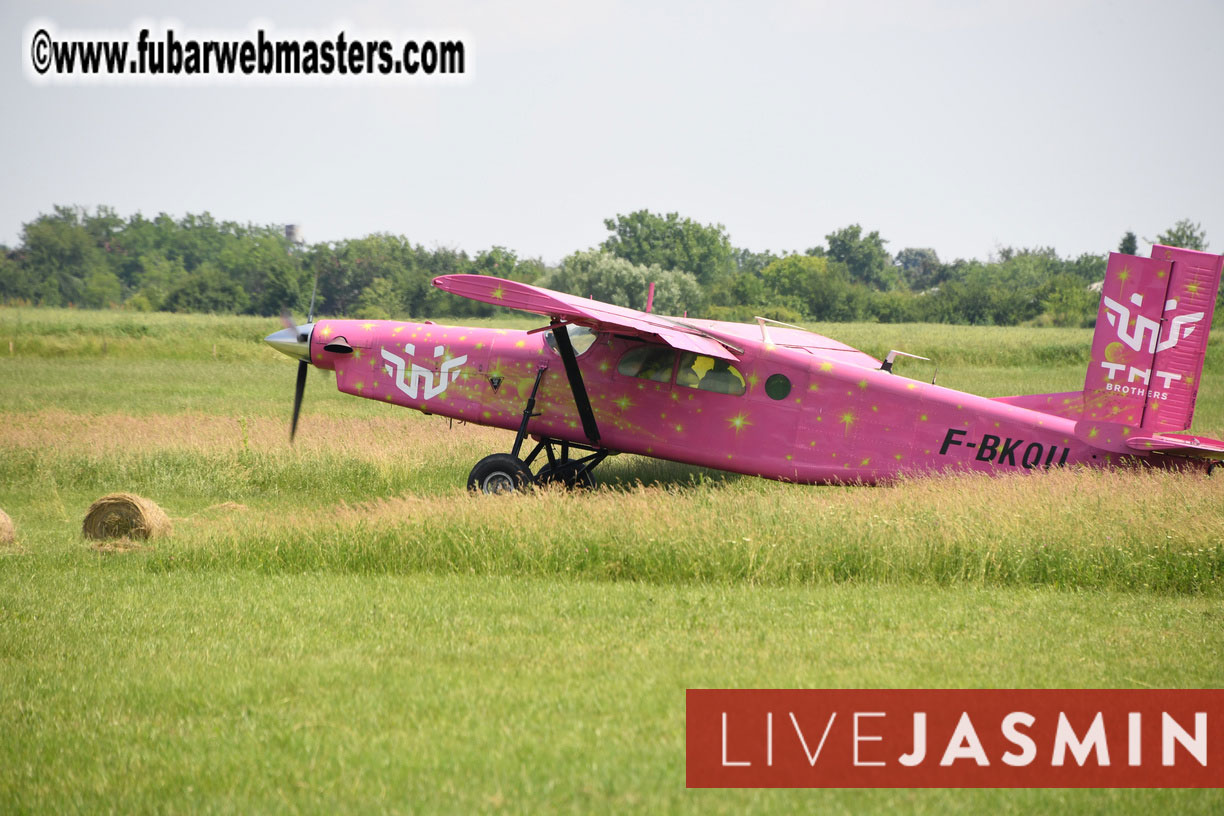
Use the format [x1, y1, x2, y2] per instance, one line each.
[1081, 245, 1222, 441]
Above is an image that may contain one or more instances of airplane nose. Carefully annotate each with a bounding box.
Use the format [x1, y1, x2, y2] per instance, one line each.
[264, 323, 314, 361]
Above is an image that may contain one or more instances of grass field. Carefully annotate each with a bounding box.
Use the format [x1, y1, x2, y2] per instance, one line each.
[2, 307, 1223, 813]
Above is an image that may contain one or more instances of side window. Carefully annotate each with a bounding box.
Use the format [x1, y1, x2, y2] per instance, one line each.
[617, 345, 676, 383]
[676, 352, 746, 396]
[544, 325, 598, 357]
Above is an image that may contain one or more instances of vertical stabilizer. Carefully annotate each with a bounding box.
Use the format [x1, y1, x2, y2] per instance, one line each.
[1080, 246, 1222, 447]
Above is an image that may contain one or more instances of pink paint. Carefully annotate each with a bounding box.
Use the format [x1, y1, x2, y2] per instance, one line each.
[285, 245, 1224, 485]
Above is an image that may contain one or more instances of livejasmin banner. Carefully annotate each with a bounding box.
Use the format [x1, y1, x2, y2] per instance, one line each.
[686, 689, 1223, 788]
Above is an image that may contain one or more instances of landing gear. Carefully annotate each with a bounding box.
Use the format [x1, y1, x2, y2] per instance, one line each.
[467, 454, 534, 494]
[466, 439, 608, 494]
[467, 328, 609, 495]
[529, 438, 605, 489]
[536, 459, 595, 489]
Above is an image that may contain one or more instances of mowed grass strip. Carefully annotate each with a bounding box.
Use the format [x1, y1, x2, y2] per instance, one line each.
[1, 567, 1222, 814]
[6, 305, 1220, 369]
[3, 304, 1223, 430]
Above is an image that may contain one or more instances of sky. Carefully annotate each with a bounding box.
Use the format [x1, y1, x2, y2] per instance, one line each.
[4, 0, 1222, 265]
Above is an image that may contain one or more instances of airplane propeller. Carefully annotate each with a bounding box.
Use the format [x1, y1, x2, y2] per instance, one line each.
[266, 273, 319, 443]
[291, 351, 308, 442]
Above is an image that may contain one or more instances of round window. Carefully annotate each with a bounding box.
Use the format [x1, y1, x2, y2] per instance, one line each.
[764, 373, 791, 400]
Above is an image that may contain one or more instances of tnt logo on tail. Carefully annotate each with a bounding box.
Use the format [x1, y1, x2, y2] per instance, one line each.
[1083, 246, 1223, 436]
[1101, 292, 1204, 353]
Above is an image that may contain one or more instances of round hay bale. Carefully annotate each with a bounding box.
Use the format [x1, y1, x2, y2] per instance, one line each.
[0, 508, 14, 546]
[82, 493, 172, 541]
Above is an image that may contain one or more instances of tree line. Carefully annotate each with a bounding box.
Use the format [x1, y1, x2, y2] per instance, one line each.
[0, 204, 1212, 327]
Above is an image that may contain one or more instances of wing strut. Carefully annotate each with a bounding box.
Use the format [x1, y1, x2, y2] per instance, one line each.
[551, 324, 601, 445]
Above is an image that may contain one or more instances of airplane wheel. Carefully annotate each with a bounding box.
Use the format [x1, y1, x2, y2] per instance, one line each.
[536, 460, 596, 490]
[468, 454, 533, 494]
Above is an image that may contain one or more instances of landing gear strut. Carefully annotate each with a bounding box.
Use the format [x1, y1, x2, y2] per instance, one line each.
[466, 354, 609, 494]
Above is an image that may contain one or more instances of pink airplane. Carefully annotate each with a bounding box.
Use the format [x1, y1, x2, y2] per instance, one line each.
[265, 244, 1224, 491]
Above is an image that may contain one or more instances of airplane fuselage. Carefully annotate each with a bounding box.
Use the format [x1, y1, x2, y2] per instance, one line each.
[305, 318, 1125, 484]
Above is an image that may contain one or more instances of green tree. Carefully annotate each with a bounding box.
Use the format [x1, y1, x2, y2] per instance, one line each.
[171, 212, 242, 271]
[354, 277, 398, 319]
[132, 251, 187, 310]
[1155, 219, 1208, 251]
[543, 250, 702, 315]
[472, 246, 542, 283]
[868, 289, 922, 323]
[0, 249, 38, 302]
[163, 263, 250, 313]
[218, 233, 301, 315]
[894, 247, 942, 290]
[416, 246, 476, 316]
[1118, 231, 1137, 255]
[20, 207, 109, 305]
[732, 247, 781, 277]
[1041, 275, 1098, 327]
[80, 269, 123, 308]
[319, 234, 424, 316]
[83, 205, 124, 246]
[824, 225, 899, 290]
[759, 255, 865, 321]
[708, 271, 771, 311]
[601, 211, 734, 287]
[1063, 252, 1107, 283]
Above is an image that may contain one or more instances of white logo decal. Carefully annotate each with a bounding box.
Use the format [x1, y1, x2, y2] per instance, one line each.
[1098, 361, 1182, 391]
[381, 344, 467, 400]
[1102, 293, 1203, 353]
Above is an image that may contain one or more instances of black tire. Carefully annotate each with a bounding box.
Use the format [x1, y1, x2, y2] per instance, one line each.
[468, 454, 534, 494]
[535, 460, 596, 490]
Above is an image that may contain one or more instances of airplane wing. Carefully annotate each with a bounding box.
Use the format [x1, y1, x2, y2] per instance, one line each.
[432, 274, 741, 360]
[1124, 432, 1224, 459]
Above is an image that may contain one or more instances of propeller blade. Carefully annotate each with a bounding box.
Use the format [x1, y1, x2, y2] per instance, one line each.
[290, 359, 308, 442]
[306, 271, 319, 324]
[281, 310, 297, 332]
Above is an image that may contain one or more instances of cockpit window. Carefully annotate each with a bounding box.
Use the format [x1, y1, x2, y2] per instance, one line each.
[544, 325, 598, 357]
[676, 352, 746, 395]
[617, 346, 676, 383]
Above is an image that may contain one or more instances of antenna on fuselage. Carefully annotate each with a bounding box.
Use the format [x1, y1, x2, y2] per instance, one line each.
[754, 315, 808, 346]
[881, 349, 936, 384]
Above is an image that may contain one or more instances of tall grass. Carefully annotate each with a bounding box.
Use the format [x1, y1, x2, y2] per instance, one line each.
[2, 307, 1222, 594]
[4, 423, 1221, 593]
[145, 468, 1224, 593]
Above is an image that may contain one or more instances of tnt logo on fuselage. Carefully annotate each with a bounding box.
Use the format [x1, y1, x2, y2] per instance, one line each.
[381, 344, 467, 400]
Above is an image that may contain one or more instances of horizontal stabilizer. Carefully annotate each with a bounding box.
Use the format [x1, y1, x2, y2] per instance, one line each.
[1124, 432, 1224, 460]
